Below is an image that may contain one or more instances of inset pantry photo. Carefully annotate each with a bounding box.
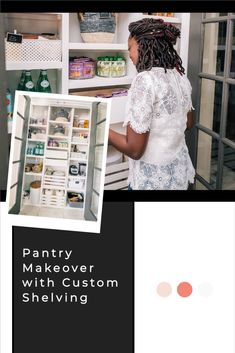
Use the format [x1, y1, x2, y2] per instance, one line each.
[7, 91, 110, 224]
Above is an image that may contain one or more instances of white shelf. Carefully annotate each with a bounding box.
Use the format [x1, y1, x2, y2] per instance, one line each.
[48, 135, 69, 139]
[42, 184, 66, 190]
[6, 61, 63, 71]
[29, 124, 47, 128]
[69, 75, 133, 89]
[142, 14, 181, 24]
[71, 141, 88, 145]
[22, 199, 39, 206]
[72, 127, 89, 131]
[66, 204, 84, 210]
[69, 158, 87, 162]
[67, 188, 85, 193]
[46, 146, 68, 150]
[69, 43, 128, 51]
[25, 172, 42, 176]
[49, 120, 71, 125]
[26, 155, 44, 158]
[68, 175, 86, 179]
[28, 138, 46, 142]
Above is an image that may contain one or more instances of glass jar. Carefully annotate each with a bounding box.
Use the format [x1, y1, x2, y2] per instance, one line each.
[99, 57, 111, 77]
[97, 56, 126, 77]
[116, 57, 126, 77]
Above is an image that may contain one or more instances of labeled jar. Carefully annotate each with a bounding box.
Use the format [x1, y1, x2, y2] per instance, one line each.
[115, 57, 126, 77]
[97, 56, 126, 77]
[98, 56, 111, 77]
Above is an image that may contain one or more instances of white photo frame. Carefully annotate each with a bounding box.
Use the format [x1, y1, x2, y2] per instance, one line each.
[6, 91, 111, 233]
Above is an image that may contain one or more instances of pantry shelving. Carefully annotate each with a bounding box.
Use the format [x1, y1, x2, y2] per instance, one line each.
[4, 12, 191, 138]
[4, 12, 191, 191]
[4, 12, 190, 97]
[19, 96, 96, 213]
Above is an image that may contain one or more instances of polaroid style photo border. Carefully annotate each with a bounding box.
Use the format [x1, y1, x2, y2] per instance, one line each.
[6, 91, 111, 233]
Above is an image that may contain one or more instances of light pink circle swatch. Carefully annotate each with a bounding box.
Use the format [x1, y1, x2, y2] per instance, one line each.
[157, 282, 172, 297]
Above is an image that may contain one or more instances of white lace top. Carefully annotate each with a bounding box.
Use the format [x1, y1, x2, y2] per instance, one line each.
[123, 67, 195, 190]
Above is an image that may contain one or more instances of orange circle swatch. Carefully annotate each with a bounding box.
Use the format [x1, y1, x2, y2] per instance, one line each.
[177, 282, 193, 297]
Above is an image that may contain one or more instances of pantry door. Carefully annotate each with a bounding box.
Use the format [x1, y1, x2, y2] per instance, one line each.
[0, 14, 9, 195]
[191, 13, 235, 190]
[84, 102, 107, 221]
[9, 94, 30, 213]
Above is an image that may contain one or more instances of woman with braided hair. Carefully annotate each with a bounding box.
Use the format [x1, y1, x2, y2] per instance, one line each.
[109, 18, 195, 190]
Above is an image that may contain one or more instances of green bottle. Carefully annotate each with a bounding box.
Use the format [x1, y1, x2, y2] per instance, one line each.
[23, 71, 35, 92]
[37, 70, 52, 93]
[36, 70, 42, 91]
[17, 70, 26, 90]
[39, 143, 44, 156]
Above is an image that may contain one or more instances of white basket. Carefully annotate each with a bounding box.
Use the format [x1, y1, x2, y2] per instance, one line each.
[5, 39, 62, 62]
[41, 193, 66, 208]
[43, 174, 66, 189]
[45, 150, 68, 160]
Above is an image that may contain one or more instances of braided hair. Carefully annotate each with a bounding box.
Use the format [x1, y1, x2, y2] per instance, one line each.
[128, 18, 185, 74]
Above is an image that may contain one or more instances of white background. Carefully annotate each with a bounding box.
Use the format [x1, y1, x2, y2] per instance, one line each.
[1, 202, 235, 352]
[135, 202, 235, 353]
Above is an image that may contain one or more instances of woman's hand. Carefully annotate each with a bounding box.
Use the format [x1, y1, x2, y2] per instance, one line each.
[109, 125, 149, 160]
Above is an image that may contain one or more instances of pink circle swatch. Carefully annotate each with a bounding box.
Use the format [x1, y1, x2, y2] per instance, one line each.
[177, 282, 193, 297]
[157, 282, 172, 297]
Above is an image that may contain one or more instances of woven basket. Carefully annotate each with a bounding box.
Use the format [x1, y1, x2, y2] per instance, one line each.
[78, 13, 117, 43]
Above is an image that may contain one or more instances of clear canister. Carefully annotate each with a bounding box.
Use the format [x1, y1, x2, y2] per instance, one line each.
[116, 57, 126, 77]
[99, 56, 111, 77]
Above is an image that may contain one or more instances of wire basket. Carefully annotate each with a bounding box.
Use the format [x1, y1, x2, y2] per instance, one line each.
[5, 39, 62, 62]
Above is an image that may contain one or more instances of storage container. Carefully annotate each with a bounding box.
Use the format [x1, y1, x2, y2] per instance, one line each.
[68, 192, 84, 208]
[41, 189, 66, 208]
[44, 150, 68, 159]
[30, 180, 41, 205]
[78, 13, 116, 43]
[97, 56, 126, 78]
[5, 39, 62, 62]
[69, 57, 96, 79]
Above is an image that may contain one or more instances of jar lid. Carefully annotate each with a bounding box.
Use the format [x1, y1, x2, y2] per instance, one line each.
[30, 180, 41, 189]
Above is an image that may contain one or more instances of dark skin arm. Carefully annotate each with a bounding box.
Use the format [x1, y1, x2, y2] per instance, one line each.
[109, 125, 149, 160]
[109, 111, 193, 160]
[186, 110, 193, 129]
